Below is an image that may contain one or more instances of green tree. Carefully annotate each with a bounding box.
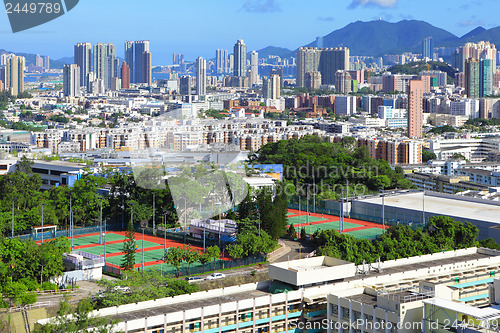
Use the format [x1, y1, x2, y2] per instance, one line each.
[183, 247, 200, 276]
[33, 297, 118, 332]
[163, 247, 185, 277]
[121, 221, 136, 271]
[204, 246, 220, 271]
[422, 150, 437, 162]
[226, 243, 245, 260]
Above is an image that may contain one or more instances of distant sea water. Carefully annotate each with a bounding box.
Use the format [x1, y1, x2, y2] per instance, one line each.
[25, 73, 62, 83]
[152, 73, 171, 81]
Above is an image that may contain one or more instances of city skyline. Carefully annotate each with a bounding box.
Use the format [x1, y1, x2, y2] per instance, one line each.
[1, 0, 499, 65]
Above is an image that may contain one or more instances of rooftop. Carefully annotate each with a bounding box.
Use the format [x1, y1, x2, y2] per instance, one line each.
[357, 192, 500, 224]
[107, 289, 268, 323]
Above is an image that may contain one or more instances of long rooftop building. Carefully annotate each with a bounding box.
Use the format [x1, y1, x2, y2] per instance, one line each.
[37, 247, 500, 333]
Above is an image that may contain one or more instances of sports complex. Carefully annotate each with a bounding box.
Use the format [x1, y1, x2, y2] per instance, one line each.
[56, 209, 383, 275]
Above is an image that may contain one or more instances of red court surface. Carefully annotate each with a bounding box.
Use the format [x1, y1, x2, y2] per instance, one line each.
[67, 231, 229, 271]
[287, 209, 387, 234]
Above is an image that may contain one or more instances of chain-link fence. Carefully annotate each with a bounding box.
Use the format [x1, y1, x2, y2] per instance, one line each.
[12, 223, 123, 242]
[103, 255, 266, 277]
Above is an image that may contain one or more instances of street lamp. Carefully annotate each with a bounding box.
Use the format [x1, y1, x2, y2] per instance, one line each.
[180, 197, 187, 245]
[11, 197, 17, 238]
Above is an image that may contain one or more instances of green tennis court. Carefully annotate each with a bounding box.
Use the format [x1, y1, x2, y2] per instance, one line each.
[287, 212, 296, 216]
[80, 240, 161, 256]
[288, 215, 329, 225]
[345, 228, 384, 240]
[297, 221, 361, 234]
[72, 233, 126, 247]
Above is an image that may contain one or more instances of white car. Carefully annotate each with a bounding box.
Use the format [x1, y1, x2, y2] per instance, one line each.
[113, 286, 131, 292]
[206, 273, 226, 280]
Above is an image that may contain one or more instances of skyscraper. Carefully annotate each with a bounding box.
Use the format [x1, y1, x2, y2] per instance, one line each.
[196, 57, 206, 97]
[422, 37, 434, 59]
[92, 43, 107, 81]
[74, 42, 91, 87]
[35, 54, 43, 67]
[319, 47, 350, 85]
[458, 41, 496, 72]
[173, 54, 184, 65]
[134, 41, 150, 84]
[296, 48, 320, 87]
[297, 47, 350, 87]
[216, 49, 229, 74]
[105, 43, 117, 90]
[179, 75, 192, 97]
[5, 56, 24, 96]
[233, 39, 247, 78]
[407, 79, 424, 138]
[121, 62, 131, 89]
[480, 58, 493, 97]
[142, 51, 152, 86]
[63, 64, 80, 97]
[465, 58, 480, 99]
[263, 74, 280, 99]
[124, 41, 134, 83]
[250, 51, 259, 85]
[43, 56, 50, 70]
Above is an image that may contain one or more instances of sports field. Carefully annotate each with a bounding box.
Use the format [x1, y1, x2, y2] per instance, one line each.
[288, 209, 386, 240]
[69, 231, 227, 274]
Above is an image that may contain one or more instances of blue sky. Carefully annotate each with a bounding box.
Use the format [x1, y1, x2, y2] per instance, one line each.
[0, 0, 498, 65]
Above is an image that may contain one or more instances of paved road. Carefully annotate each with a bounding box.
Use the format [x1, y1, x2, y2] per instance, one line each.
[274, 238, 317, 263]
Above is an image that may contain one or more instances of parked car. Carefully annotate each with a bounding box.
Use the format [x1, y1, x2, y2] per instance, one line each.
[185, 276, 203, 283]
[206, 273, 226, 280]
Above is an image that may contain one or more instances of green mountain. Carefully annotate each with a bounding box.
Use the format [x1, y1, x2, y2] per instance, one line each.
[251, 46, 294, 59]
[0, 49, 69, 69]
[305, 20, 458, 56]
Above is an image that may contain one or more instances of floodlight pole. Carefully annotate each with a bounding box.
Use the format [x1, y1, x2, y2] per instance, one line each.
[163, 211, 168, 253]
[41, 203, 45, 244]
[70, 194, 73, 250]
[180, 197, 187, 244]
[382, 185, 385, 232]
[11, 197, 17, 238]
[104, 218, 107, 263]
[152, 192, 155, 232]
[99, 198, 103, 244]
[422, 191, 425, 226]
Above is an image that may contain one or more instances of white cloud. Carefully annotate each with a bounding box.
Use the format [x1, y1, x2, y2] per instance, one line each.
[348, 0, 397, 9]
[241, 0, 281, 13]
